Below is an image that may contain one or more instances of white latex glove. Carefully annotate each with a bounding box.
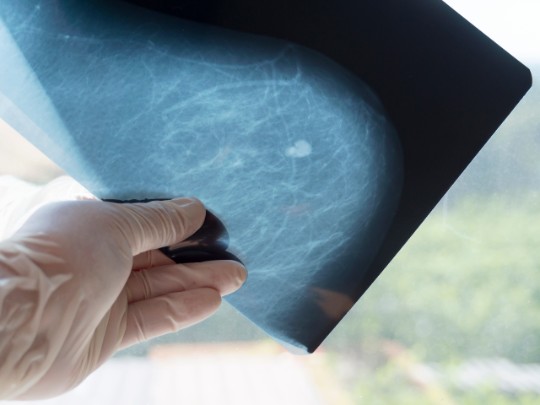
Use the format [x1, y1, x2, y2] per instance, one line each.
[0, 191, 247, 400]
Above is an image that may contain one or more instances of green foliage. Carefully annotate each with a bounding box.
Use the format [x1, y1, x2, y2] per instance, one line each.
[327, 196, 540, 362]
[451, 389, 540, 405]
[349, 361, 540, 405]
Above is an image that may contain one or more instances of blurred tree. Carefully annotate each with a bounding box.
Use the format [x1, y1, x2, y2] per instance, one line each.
[327, 196, 540, 362]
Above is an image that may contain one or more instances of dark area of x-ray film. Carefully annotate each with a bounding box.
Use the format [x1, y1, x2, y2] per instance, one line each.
[0, 1, 404, 351]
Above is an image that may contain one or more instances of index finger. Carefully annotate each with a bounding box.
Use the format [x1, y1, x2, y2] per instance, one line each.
[108, 198, 206, 256]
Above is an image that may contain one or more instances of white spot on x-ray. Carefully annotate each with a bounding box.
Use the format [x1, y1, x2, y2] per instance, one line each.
[285, 140, 312, 158]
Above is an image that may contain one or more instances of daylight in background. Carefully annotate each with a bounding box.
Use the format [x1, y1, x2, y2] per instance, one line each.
[1, 0, 539, 404]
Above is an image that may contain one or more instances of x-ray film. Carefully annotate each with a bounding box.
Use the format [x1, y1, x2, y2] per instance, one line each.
[0, 0, 531, 352]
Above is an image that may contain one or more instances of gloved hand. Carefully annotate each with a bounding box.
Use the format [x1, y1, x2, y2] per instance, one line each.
[0, 192, 247, 400]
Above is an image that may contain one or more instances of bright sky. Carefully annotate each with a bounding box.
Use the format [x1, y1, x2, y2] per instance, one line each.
[444, 0, 540, 64]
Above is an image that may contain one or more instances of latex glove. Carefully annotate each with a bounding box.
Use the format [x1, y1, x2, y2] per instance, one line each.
[0, 197, 247, 400]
